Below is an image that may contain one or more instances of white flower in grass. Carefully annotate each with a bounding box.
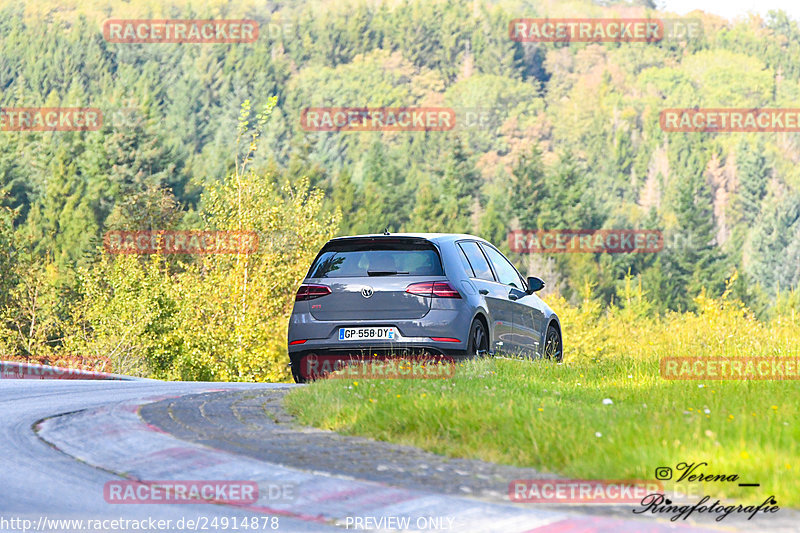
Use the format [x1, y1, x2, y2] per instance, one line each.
[602, 398, 613, 405]
[595, 432, 602, 438]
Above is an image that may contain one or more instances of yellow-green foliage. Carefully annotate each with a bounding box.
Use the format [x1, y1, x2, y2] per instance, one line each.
[169, 176, 339, 382]
[64, 176, 338, 382]
[62, 101, 340, 381]
[0, 100, 339, 381]
[551, 272, 799, 364]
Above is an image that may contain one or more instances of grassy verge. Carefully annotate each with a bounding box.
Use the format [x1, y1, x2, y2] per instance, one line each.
[284, 287, 800, 506]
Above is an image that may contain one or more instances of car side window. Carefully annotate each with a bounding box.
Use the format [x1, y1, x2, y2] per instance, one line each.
[458, 241, 494, 281]
[457, 245, 475, 277]
[481, 244, 524, 289]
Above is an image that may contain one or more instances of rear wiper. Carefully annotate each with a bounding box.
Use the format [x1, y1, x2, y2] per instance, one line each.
[367, 270, 409, 276]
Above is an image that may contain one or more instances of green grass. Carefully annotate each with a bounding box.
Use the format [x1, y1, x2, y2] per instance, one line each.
[284, 356, 799, 507]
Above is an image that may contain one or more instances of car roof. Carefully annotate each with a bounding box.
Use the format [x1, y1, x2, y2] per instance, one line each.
[326, 233, 490, 245]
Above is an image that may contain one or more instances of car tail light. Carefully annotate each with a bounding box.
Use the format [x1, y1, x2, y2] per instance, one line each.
[296, 284, 331, 301]
[289, 339, 307, 345]
[430, 337, 461, 342]
[405, 282, 462, 298]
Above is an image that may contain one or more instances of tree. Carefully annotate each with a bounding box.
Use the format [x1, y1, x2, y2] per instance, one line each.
[733, 138, 769, 225]
[433, 138, 481, 233]
[67, 99, 340, 381]
[351, 141, 408, 233]
[747, 191, 800, 293]
[660, 134, 726, 311]
[510, 145, 548, 230]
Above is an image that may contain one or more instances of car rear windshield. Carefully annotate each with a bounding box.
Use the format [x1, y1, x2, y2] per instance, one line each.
[308, 239, 444, 278]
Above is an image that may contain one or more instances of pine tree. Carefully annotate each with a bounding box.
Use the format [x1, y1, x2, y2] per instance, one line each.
[407, 178, 445, 231]
[734, 138, 769, 225]
[545, 152, 604, 229]
[479, 185, 510, 248]
[435, 138, 480, 232]
[747, 191, 800, 292]
[510, 145, 547, 230]
[353, 141, 408, 233]
[331, 168, 361, 235]
[662, 134, 726, 310]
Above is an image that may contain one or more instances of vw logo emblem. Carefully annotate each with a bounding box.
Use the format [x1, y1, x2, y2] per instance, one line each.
[361, 287, 374, 298]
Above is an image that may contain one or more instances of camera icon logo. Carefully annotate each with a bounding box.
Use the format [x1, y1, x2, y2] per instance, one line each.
[655, 467, 673, 480]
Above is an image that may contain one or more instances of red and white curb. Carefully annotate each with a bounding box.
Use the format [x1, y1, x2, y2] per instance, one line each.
[36, 395, 721, 532]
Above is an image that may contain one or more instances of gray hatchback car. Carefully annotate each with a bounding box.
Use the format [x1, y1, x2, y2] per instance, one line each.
[288, 233, 562, 382]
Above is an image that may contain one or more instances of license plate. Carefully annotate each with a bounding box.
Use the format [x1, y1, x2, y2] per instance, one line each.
[338, 327, 396, 341]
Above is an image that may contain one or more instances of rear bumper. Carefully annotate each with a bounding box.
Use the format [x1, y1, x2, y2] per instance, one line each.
[288, 348, 472, 382]
[287, 308, 472, 355]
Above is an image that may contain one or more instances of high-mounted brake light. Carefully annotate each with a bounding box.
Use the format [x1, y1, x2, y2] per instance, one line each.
[296, 284, 331, 301]
[405, 282, 462, 298]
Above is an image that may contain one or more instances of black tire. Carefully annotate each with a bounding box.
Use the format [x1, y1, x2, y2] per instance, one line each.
[290, 354, 307, 383]
[466, 318, 489, 357]
[543, 323, 563, 362]
[291, 366, 306, 384]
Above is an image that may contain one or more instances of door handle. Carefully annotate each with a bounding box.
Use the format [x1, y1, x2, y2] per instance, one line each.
[479, 289, 489, 295]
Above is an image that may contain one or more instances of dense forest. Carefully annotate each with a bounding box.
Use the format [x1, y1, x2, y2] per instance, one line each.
[1, 0, 799, 380]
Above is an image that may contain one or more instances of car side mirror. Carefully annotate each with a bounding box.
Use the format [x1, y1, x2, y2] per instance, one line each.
[526, 276, 545, 294]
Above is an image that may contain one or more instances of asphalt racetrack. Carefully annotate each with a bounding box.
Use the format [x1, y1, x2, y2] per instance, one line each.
[1, 379, 795, 532]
